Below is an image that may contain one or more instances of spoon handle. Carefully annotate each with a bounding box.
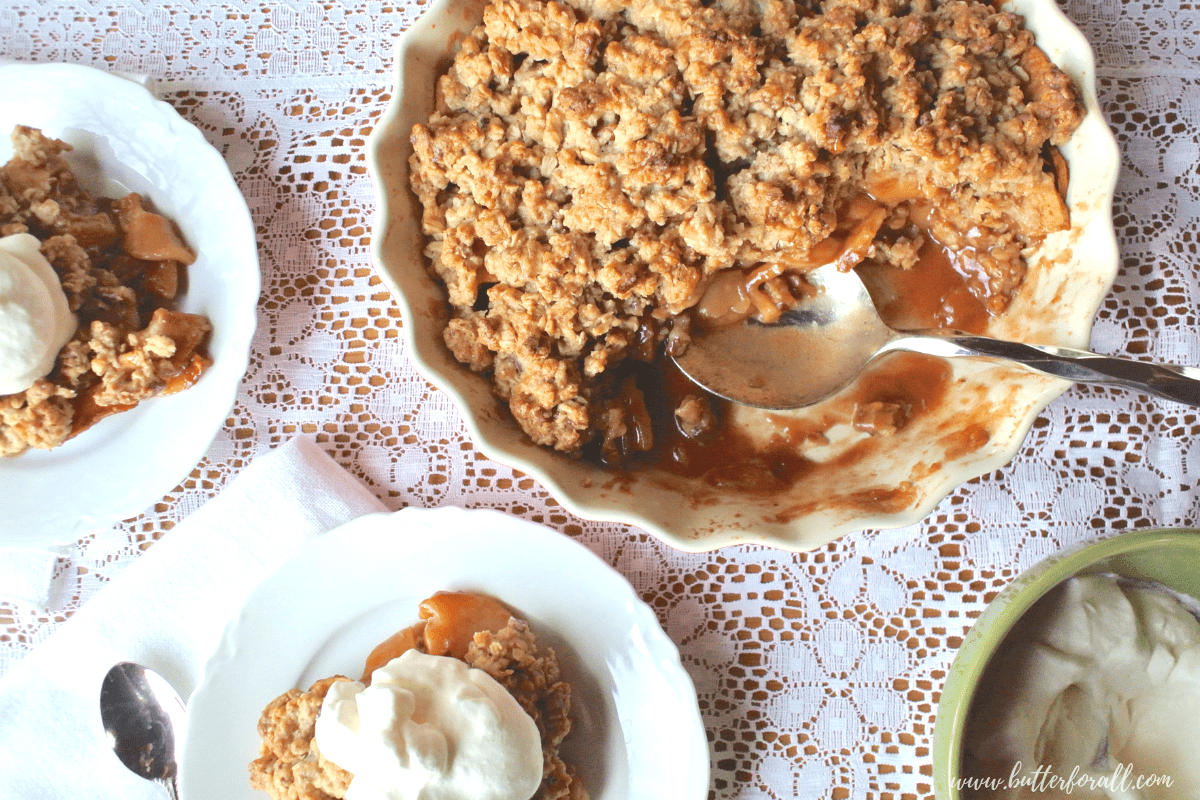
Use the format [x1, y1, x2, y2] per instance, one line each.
[156, 776, 179, 800]
[885, 333, 1200, 407]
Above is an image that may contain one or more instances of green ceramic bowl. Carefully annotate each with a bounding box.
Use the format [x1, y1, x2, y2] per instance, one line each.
[932, 528, 1200, 799]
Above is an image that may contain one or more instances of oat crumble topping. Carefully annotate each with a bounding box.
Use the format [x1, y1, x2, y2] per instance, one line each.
[250, 615, 586, 800]
[408, 0, 1084, 459]
[0, 126, 212, 457]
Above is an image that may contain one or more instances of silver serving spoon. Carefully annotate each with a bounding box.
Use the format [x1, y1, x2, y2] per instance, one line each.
[674, 263, 1200, 410]
[99, 662, 186, 799]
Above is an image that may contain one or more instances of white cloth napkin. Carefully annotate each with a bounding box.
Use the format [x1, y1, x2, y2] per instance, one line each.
[0, 436, 387, 799]
[0, 542, 69, 608]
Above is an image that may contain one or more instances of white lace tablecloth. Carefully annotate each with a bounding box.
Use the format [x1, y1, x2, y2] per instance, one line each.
[2, 0, 1198, 797]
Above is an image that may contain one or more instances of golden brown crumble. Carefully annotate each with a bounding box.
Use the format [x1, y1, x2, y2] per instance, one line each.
[409, 0, 1084, 459]
[250, 604, 587, 800]
[250, 677, 356, 800]
[467, 620, 586, 800]
[0, 126, 212, 457]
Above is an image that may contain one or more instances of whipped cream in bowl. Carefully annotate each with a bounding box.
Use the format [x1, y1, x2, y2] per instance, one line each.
[964, 574, 1200, 799]
[0, 232, 75, 395]
[933, 530, 1200, 800]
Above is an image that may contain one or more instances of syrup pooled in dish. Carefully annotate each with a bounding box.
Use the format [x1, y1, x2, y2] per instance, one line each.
[0, 126, 211, 456]
[408, 0, 1085, 484]
[249, 591, 588, 800]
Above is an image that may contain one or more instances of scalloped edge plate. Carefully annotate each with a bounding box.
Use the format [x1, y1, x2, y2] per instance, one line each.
[179, 507, 710, 800]
[366, 1, 1119, 552]
[0, 63, 259, 547]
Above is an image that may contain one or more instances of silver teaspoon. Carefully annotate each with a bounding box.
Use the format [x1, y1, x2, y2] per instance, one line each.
[99, 662, 186, 799]
[673, 263, 1200, 410]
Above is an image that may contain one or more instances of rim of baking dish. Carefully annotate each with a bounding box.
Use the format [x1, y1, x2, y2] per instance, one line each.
[366, 0, 1121, 552]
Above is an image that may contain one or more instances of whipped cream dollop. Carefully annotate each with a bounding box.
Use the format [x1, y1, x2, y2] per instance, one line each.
[0, 233, 76, 395]
[965, 574, 1200, 800]
[315, 649, 543, 800]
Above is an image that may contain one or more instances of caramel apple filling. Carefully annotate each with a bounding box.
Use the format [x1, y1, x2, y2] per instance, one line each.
[361, 590, 514, 678]
[409, 0, 1085, 480]
[0, 126, 213, 456]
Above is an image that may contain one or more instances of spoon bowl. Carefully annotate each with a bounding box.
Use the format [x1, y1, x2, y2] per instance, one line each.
[674, 264, 1200, 410]
[99, 662, 185, 799]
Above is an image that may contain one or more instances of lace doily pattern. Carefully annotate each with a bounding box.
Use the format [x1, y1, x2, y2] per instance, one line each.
[3, 0, 1200, 797]
[1, 1, 419, 80]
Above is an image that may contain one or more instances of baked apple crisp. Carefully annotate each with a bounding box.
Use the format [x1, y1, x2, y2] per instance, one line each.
[409, 0, 1083, 467]
[0, 126, 212, 457]
[250, 591, 587, 800]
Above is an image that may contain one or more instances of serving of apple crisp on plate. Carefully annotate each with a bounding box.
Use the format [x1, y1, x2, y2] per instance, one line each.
[0, 63, 259, 547]
[0, 126, 212, 458]
[251, 590, 587, 800]
[369, 0, 1119, 550]
[181, 508, 709, 800]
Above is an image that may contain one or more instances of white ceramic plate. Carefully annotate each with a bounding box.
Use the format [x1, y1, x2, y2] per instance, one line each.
[0, 63, 259, 547]
[366, 0, 1120, 551]
[179, 507, 710, 800]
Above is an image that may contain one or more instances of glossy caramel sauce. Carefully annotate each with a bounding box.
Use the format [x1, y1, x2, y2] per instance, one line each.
[359, 591, 515, 682]
[855, 182, 993, 334]
[592, 201, 991, 501]
[362, 622, 426, 681]
[597, 350, 955, 497]
[857, 239, 991, 334]
[162, 353, 210, 396]
[585, 185, 998, 506]
[68, 389, 137, 438]
[418, 591, 513, 660]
